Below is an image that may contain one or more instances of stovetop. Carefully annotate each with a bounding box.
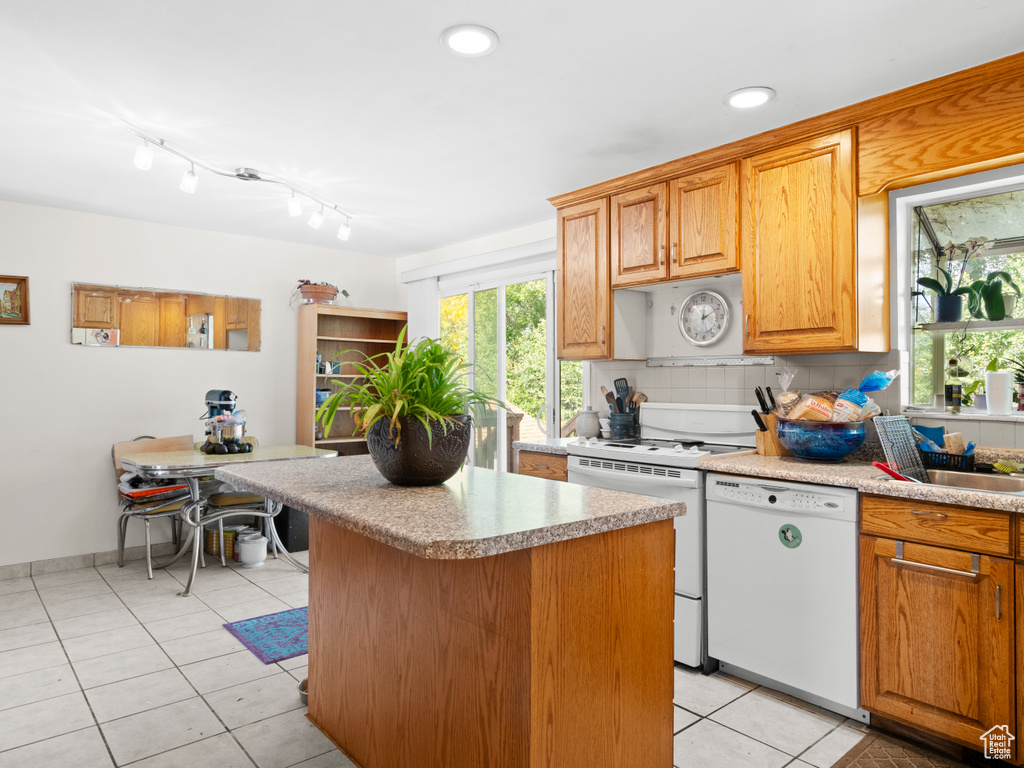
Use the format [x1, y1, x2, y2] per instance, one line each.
[564, 402, 757, 469]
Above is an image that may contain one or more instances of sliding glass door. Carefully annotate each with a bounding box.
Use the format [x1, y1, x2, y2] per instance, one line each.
[439, 273, 581, 470]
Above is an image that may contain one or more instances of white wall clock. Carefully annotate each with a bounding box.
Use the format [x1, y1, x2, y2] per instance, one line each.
[678, 289, 730, 346]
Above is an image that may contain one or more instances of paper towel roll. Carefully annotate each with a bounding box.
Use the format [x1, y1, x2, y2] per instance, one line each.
[986, 371, 1014, 415]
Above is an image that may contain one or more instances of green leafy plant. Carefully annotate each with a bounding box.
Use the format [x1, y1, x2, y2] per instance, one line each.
[316, 326, 502, 447]
[965, 271, 1021, 321]
[916, 265, 974, 299]
[1004, 356, 1024, 385]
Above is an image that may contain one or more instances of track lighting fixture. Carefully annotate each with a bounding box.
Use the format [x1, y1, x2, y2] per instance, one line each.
[180, 163, 198, 194]
[308, 207, 324, 230]
[127, 126, 354, 240]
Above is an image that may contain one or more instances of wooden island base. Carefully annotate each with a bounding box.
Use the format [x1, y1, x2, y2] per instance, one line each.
[307, 516, 674, 768]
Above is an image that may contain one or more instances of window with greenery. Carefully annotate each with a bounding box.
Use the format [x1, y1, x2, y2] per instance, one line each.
[911, 189, 1024, 407]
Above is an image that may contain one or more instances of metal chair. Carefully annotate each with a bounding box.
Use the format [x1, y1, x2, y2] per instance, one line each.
[113, 435, 194, 579]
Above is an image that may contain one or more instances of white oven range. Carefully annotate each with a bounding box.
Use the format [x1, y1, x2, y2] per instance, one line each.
[564, 403, 755, 670]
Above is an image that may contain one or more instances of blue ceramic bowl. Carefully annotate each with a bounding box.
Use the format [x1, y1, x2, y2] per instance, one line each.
[776, 418, 866, 462]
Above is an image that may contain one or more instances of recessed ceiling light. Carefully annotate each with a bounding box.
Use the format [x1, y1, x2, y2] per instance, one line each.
[725, 86, 777, 109]
[440, 24, 499, 57]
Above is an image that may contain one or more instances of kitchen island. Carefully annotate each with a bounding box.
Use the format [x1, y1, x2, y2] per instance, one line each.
[216, 454, 683, 768]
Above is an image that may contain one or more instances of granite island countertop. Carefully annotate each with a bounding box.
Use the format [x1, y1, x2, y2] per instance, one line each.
[698, 450, 1024, 514]
[215, 454, 683, 559]
[511, 437, 576, 456]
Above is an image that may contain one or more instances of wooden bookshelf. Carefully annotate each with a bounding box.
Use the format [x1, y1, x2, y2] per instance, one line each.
[297, 304, 407, 452]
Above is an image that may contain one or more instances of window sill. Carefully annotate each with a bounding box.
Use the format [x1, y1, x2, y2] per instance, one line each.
[903, 407, 1024, 423]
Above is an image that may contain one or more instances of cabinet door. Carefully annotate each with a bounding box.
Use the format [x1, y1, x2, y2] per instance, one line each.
[119, 296, 160, 347]
[610, 184, 667, 287]
[741, 129, 856, 354]
[860, 536, 1013, 749]
[73, 288, 118, 328]
[158, 297, 187, 347]
[668, 164, 739, 279]
[557, 198, 610, 360]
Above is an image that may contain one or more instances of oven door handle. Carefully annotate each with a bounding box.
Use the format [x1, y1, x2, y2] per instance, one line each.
[567, 459, 700, 489]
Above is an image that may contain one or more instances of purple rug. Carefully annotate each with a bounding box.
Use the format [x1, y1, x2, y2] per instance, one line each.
[223, 607, 308, 664]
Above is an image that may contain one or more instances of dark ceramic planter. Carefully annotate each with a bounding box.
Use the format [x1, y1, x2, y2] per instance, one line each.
[934, 294, 962, 323]
[366, 415, 471, 486]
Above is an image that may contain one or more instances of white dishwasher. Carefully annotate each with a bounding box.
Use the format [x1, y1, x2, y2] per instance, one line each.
[706, 473, 868, 722]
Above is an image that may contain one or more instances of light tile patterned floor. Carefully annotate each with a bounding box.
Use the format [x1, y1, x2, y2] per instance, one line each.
[0, 552, 868, 767]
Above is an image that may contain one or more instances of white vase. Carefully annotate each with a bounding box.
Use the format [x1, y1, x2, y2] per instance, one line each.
[576, 407, 601, 439]
[986, 371, 1014, 415]
[1004, 294, 1017, 318]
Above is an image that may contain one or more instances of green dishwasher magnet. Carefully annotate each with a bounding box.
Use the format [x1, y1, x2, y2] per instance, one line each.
[779, 524, 802, 548]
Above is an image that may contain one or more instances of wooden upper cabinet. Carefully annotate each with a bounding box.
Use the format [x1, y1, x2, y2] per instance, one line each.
[742, 129, 857, 354]
[668, 163, 739, 279]
[119, 296, 159, 347]
[860, 535, 1014, 750]
[73, 287, 118, 328]
[557, 198, 611, 360]
[610, 184, 667, 287]
[158, 297, 187, 347]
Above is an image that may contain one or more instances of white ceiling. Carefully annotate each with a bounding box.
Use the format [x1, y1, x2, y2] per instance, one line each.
[2, 1, 1024, 258]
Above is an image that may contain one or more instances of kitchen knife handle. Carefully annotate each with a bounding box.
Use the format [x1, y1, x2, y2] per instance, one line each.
[751, 409, 767, 432]
[754, 387, 770, 414]
[765, 386, 777, 410]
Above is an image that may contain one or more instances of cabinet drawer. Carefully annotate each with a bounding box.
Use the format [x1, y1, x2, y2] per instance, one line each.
[861, 495, 1010, 557]
[517, 451, 567, 482]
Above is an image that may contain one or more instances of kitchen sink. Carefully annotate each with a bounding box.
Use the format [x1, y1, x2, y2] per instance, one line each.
[927, 469, 1024, 494]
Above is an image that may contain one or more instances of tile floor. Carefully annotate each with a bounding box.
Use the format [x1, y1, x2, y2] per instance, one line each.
[0, 551, 869, 768]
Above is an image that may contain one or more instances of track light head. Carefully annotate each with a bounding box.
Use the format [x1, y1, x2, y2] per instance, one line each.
[308, 208, 324, 230]
[180, 164, 198, 194]
[337, 219, 352, 241]
[134, 142, 153, 170]
[288, 193, 302, 217]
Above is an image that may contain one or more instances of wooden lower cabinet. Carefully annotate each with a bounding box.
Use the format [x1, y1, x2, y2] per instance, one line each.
[860, 535, 1014, 753]
[516, 451, 567, 482]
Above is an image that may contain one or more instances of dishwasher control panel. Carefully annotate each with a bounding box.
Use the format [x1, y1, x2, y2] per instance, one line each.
[706, 474, 857, 520]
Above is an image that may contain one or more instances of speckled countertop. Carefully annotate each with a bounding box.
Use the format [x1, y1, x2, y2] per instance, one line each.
[215, 454, 683, 559]
[698, 451, 1024, 513]
[511, 437, 576, 456]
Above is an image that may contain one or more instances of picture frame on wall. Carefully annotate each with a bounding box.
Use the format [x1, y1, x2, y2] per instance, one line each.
[0, 276, 29, 325]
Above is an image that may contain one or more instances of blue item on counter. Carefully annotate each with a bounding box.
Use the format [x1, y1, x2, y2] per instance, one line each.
[919, 440, 942, 452]
[776, 418, 866, 462]
[913, 425, 946, 447]
[964, 442, 976, 456]
[858, 369, 899, 393]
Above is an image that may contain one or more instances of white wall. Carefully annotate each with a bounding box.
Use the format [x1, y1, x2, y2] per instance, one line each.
[0, 201, 401, 566]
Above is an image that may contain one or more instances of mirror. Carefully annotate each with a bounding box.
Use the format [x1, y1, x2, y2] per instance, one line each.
[71, 283, 261, 351]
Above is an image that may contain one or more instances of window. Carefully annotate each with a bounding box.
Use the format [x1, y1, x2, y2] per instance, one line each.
[909, 186, 1024, 408]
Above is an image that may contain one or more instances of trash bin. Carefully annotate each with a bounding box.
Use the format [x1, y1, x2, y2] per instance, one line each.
[273, 506, 309, 552]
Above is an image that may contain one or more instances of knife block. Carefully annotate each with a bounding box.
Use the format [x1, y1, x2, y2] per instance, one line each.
[755, 413, 792, 457]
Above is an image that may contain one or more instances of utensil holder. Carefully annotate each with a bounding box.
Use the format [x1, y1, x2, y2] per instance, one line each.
[756, 413, 791, 457]
[609, 412, 636, 440]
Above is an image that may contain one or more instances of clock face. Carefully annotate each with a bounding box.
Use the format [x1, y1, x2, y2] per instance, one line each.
[678, 290, 729, 346]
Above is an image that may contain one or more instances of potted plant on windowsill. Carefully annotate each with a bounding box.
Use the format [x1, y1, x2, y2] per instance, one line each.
[316, 327, 502, 486]
[916, 266, 973, 322]
[965, 271, 1021, 321]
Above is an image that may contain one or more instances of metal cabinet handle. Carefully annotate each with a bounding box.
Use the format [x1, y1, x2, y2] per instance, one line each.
[891, 542, 981, 580]
[600, 325, 605, 345]
[997, 585, 1002, 620]
[911, 509, 947, 518]
[671, 243, 678, 264]
[659, 245, 665, 266]
[745, 313, 750, 336]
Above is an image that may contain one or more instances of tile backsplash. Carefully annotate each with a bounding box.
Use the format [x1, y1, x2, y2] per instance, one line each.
[589, 350, 1024, 449]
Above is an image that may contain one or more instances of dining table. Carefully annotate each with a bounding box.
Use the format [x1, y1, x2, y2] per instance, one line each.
[119, 444, 338, 596]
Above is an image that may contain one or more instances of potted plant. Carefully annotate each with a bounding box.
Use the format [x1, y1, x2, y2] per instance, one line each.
[295, 280, 346, 305]
[965, 271, 1021, 321]
[916, 266, 973, 322]
[1004, 356, 1024, 412]
[316, 327, 502, 485]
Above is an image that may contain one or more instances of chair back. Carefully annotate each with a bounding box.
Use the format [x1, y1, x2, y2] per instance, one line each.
[112, 435, 195, 484]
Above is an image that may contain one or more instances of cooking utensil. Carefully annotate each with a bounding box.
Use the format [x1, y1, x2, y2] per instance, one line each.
[751, 410, 767, 432]
[626, 386, 635, 411]
[601, 386, 619, 413]
[614, 378, 629, 403]
[993, 460, 1024, 475]
[765, 386, 777, 410]
[873, 415, 929, 483]
[616, 396, 625, 414]
[632, 392, 647, 406]
[872, 461, 922, 483]
[754, 387, 770, 414]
